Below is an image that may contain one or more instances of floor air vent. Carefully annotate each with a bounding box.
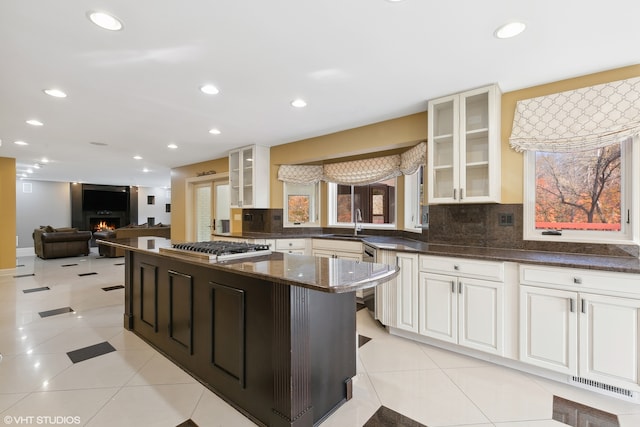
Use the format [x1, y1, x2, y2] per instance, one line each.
[569, 376, 637, 401]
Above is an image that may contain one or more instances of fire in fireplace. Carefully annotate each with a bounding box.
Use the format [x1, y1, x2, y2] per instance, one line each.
[90, 217, 121, 232]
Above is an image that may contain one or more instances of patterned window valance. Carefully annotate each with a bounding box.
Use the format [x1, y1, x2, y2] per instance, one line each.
[323, 154, 401, 185]
[278, 142, 426, 185]
[400, 141, 426, 175]
[277, 164, 323, 184]
[509, 76, 640, 152]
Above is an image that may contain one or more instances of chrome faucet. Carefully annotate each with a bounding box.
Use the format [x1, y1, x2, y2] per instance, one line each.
[354, 208, 363, 236]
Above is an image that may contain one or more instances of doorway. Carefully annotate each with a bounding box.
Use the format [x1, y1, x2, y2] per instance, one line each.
[186, 173, 230, 242]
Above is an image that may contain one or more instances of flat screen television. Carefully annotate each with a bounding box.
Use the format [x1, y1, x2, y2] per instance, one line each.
[82, 189, 129, 211]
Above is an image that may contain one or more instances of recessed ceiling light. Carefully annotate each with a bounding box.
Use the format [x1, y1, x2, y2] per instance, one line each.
[143, 168, 150, 173]
[291, 99, 307, 108]
[494, 22, 526, 39]
[14, 140, 28, 146]
[209, 128, 221, 135]
[43, 89, 67, 98]
[133, 155, 143, 160]
[26, 169, 33, 174]
[26, 119, 43, 126]
[200, 84, 219, 95]
[167, 143, 178, 149]
[41, 158, 49, 163]
[87, 11, 123, 31]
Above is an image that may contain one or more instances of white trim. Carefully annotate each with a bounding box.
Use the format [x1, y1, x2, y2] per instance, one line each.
[283, 181, 321, 228]
[327, 180, 398, 229]
[17, 247, 35, 257]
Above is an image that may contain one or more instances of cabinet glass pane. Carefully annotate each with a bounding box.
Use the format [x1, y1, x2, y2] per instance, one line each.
[434, 168, 453, 198]
[465, 92, 489, 132]
[434, 136, 454, 168]
[465, 165, 489, 197]
[243, 185, 253, 206]
[465, 131, 489, 164]
[229, 151, 240, 206]
[433, 101, 454, 136]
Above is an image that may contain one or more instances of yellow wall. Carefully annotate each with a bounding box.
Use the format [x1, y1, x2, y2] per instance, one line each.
[270, 112, 427, 209]
[500, 64, 640, 203]
[0, 157, 17, 269]
[170, 157, 229, 242]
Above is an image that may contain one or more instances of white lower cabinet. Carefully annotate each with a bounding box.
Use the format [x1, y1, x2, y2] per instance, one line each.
[519, 264, 640, 392]
[519, 285, 578, 375]
[419, 272, 504, 355]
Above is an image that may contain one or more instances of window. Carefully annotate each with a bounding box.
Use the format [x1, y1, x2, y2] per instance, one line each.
[524, 138, 635, 244]
[404, 166, 424, 232]
[329, 178, 396, 228]
[283, 182, 320, 227]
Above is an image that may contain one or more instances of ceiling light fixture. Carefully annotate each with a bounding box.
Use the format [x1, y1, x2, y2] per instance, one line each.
[209, 128, 221, 135]
[167, 143, 178, 149]
[143, 168, 150, 173]
[41, 158, 49, 163]
[133, 155, 143, 160]
[87, 11, 123, 31]
[43, 89, 67, 98]
[200, 84, 219, 95]
[494, 21, 526, 39]
[26, 119, 43, 126]
[291, 99, 307, 108]
[14, 140, 28, 146]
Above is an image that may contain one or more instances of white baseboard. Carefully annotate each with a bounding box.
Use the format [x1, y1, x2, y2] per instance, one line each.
[17, 247, 35, 257]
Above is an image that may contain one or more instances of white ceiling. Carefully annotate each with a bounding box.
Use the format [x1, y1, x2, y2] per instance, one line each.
[1, 0, 638, 188]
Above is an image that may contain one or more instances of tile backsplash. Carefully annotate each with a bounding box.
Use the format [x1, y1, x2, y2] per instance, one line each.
[241, 204, 639, 258]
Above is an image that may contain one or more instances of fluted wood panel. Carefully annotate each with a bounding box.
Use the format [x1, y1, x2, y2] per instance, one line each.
[271, 282, 313, 426]
[376, 250, 398, 327]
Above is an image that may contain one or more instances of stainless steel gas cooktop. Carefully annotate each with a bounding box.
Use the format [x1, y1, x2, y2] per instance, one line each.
[160, 241, 272, 261]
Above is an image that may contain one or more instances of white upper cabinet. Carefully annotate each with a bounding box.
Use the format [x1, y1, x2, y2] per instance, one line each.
[427, 84, 501, 204]
[229, 145, 270, 208]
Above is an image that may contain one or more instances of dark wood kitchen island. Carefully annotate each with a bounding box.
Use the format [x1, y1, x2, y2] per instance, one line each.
[100, 237, 399, 427]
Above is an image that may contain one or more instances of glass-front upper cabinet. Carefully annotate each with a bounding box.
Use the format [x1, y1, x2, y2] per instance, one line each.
[228, 145, 270, 208]
[427, 84, 501, 204]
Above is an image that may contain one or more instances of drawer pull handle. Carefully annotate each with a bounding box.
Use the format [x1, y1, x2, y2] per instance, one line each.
[573, 277, 582, 284]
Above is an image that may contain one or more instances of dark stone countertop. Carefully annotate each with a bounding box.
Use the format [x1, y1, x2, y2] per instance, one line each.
[213, 232, 640, 274]
[97, 237, 400, 293]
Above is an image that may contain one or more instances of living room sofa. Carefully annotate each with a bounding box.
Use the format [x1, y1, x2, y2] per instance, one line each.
[33, 226, 93, 259]
[95, 224, 171, 257]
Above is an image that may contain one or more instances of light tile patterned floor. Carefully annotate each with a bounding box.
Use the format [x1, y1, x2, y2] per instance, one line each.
[1, 249, 640, 426]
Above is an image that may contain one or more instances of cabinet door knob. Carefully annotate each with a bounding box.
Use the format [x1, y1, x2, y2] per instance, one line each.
[460, 188, 464, 200]
[453, 188, 457, 200]
[451, 281, 455, 293]
[453, 264, 460, 271]
[573, 277, 582, 284]
[569, 298, 575, 313]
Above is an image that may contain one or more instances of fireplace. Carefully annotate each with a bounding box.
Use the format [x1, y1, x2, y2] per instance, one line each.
[71, 184, 138, 233]
[89, 217, 121, 232]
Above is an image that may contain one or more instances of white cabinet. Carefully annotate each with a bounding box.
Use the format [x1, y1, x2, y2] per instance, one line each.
[229, 145, 270, 208]
[427, 84, 501, 204]
[519, 285, 578, 375]
[419, 255, 505, 355]
[311, 239, 363, 261]
[274, 238, 309, 255]
[519, 264, 640, 391]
